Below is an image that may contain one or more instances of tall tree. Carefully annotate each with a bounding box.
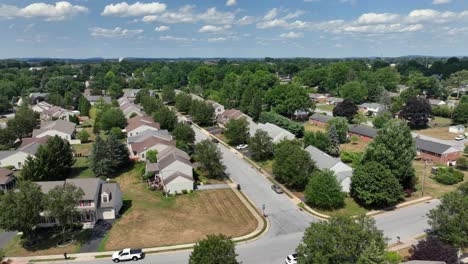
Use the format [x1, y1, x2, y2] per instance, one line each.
[304, 170, 345, 210]
[351, 162, 404, 208]
[303, 131, 330, 152]
[153, 106, 177, 131]
[327, 117, 349, 143]
[175, 93, 193, 113]
[224, 117, 249, 146]
[190, 100, 214, 126]
[0, 181, 44, 243]
[7, 105, 39, 138]
[194, 140, 226, 179]
[361, 120, 416, 190]
[327, 124, 340, 157]
[296, 215, 386, 264]
[265, 84, 312, 117]
[339, 81, 368, 104]
[90, 135, 129, 177]
[20, 136, 75, 181]
[189, 234, 239, 264]
[0, 128, 17, 150]
[105, 133, 130, 170]
[333, 99, 358, 122]
[162, 86, 176, 103]
[374, 67, 400, 91]
[453, 102, 468, 125]
[249, 129, 274, 162]
[97, 108, 127, 131]
[172, 123, 195, 145]
[78, 96, 91, 116]
[399, 96, 432, 129]
[42, 183, 84, 242]
[273, 140, 315, 190]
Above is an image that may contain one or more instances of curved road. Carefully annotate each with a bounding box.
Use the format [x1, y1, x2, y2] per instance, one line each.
[67, 125, 438, 264]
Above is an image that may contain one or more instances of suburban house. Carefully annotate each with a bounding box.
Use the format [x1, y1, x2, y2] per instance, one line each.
[304, 146, 352, 192]
[415, 137, 461, 164]
[449, 125, 465, 134]
[309, 93, 329, 103]
[122, 89, 156, 101]
[128, 134, 175, 161]
[84, 95, 112, 105]
[125, 116, 160, 138]
[428, 99, 447, 108]
[0, 168, 15, 193]
[326, 97, 344, 105]
[32, 119, 77, 142]
[0, 137, 49, 169]
[146, 147, 194, 195]
[255, 123, 295, 143]
[127, 129, 171, 144]
[40, 106, 78, 121]
[348, 125, 377, 142]
[309, 113, 332, 126]
[36, 178, 123, 229]
[358, 103, 384, 116]
[29, 93, 49, 105]
[216, 109, 245, 126]
[207, 100, 225, 116]
[120, 101, 144, 119]
[32, 101, 54, 113]
[293, 109, 309, 120]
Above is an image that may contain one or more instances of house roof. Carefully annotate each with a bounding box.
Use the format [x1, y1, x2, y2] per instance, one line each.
[123, 89, 141, 98]
[99, 182, 120, 208]
[36, 181, 65, 194]
[428, 99, 445, 105]
[146, 162, 159, 173]
[305, 145, 341, 170]
[66, 178, 102, 200]
[157, 148, 192, 171]
[415, 137, 457, 155]
[157, 147, 190, 161]
[217, 109, 244, 123]
[327, 97, 344, 103]
[0, 168, 14, 185]
[358, 103, 384, 110]
[20, 137, 50, 148]
[129, 136, 175, 153]
[309, 113, 332, 123]
[125, 116, 160, 132]
[309, 93, 328, 99]
[32, 119, 76, 137]
[85, 95, 112, 104]
[349, 125, 377, 138]
[127, 129, 171, 143]
[256, 123, 295, 143]
[162, 171, 194, 185]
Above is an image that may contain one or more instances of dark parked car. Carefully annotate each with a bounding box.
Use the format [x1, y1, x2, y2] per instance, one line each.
[211, 138, 219, 143]
[271, 184, 284, 194]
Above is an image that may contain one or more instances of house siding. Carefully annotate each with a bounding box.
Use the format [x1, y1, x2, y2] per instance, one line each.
[127, 125, 159, 137]
[348, 132, 374, 142]
[164, 177, 193, 195]
[0, 152, 30, 169]
[417, 150, 460, 164]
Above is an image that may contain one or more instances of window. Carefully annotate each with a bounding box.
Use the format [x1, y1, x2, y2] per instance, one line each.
[18, 162, 21, 168]
[102, 194, 109, 203]
[141, 153, 145, 158]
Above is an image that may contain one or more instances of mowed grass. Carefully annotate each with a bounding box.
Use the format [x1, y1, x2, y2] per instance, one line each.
[103, 165, 257, 250]
[316, 104, 335, 112]
[314, 197, 368, 217]
[304, 123, 327, 133]
[72, 143, 93, 156]
[341, 139, 369, 153]
[70, 157, 94, 179]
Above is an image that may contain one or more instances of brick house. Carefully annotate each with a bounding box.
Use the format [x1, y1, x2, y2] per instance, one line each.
[309, 113, 332, 126]
[348, 125, 377, 142]
[415, 137, 461, 165]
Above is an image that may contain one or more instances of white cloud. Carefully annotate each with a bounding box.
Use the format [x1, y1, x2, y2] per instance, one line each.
[237, 16, 255, 25]
[0, 1, 88, 21]
[208, 37, 227, 42]
[356, 13, 400, 25]
[433, 0, 452, 4]
[199, 25, 231, 33]
[102, 2, 166, 17]
[304, 0, 320, 2]
[155, 25, 170, 32]
[145, 6, 236, 25]
[257, 19, 307, 29]
[282, 10, 305, 20]
[263, 8, 278, 20]
[159, 35, 198, 43]
[226, 0, 236, 6]
[198, 7, 236, 25]
[142, 15, 157, 22]
[280, 31, 304, 39]
[342, 23, 424, 33]
[406, 9, 457, 23]
[89, 27, 143, 38]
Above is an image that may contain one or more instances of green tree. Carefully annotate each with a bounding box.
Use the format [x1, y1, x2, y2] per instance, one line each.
[296, 215, 386, 264]
[0, 181, 44, 243]
[90, 135, 129, 177]
[162, 86, 176, 103]
[195, 140, 226, 179]
[109, 127, 125, 140]
[0, 96, 13, 113]
[146, 150, 158, 163]
[20, 136, 75, 181]
[224, 117, 249, 146]
[265, 84, 312, 117]
[97, 108, 127, 131]
[327, 124, 340, 157]
[249, 129, 274, 162]
[42, 183, 84, 242]
[374, 67, 400, 91]
[273, 140, 315, 190]
[399, 96, 432, 129]
[327, 117, 349, 143]
[453, 102, 468, 125]
[339, 81, 368, 104]
[78, 96, 91, 116]
[172, 123, 195, 145]
[7, 105, 39, 138]
[0, 128, 17, 150]
[357, 240, 388, 264]
[105, 134, 130, 171]
[361, 120, 416, 190]
[351, 162, 404, 208]
[304, 170, 345, 210]
[190, 100, 214, 126]
[175, 93, 193, 113]
[189, 234, 239, 264]
[76, 130, 90, 143]
[303, 131, 330, 152]
[153, 106, 177, 131]
[427, 184, 468, 247]
[372, 112, 392, 129]
[409, 236, 459, 264]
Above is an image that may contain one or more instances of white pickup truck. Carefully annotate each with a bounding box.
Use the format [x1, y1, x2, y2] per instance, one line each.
[112, 248, 144, 262]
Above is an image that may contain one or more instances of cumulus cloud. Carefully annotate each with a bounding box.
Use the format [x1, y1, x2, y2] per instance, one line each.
[433, 0, 452, 4]
[237, 16, 256, 25]
[257, 19, 307, 29]
[226, 0, 236, 6]
[0, 1, 88, 21]
[141, 6, 236, 25]
[89, 27, 143, 38]
[208, 37, 227, 42]
[356, 13, 400, 25]
[263, 8, 278, 20]
[101, 2, 166, 17]
[280, 31, 304, 39]
[282, 10, 305, 20]
[155, 25, 170, 32]
[199, 25, 231, 33]
[342, 23, 424, 33]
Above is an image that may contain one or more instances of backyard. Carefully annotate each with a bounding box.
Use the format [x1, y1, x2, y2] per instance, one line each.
[415, 116, 457, 140]
[101, 164, 258, 251]
[316, 104, 334, 112]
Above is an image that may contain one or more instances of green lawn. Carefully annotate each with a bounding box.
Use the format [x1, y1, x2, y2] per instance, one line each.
[70, 157, 94, 178]
[432, 116, 452, 127]
[72, 143, 93, 156]
[315, 197, 368, 217]
[316, 104, 334, 112]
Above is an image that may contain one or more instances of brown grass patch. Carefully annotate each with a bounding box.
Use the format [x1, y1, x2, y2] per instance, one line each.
[304, 123, 326, 133]
[341, 139, 369, 153]
[415, 127, 461, 140]
[103, 166, 256, 250]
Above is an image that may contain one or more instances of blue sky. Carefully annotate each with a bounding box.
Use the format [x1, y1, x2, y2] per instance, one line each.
[1, 0, 468, 58]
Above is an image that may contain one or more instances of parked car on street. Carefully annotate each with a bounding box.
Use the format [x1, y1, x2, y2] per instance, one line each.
[236, 144, 248, 150]
[271, 184, 284, 194]
[211, 138, 219, 143]
[455, 135, 465, 141]
[112, 248, 144, 263]
[285, 253, 298, 264]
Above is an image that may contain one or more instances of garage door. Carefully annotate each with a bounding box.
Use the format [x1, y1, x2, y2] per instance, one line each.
[102, 210, 115, 220]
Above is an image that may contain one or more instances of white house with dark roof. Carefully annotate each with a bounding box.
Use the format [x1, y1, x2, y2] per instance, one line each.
[36, 178, 123, 229]
[32, 119, 77, 142]
[305, 145, 352, 192]
[0, 137, 49, 169]
[255, 123, 295, 143]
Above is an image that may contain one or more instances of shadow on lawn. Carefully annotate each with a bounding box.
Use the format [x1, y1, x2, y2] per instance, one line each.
[21, 227, 92, 252]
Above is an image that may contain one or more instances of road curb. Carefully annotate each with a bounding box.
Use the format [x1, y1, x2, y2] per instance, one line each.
[366, 196, 434, 217]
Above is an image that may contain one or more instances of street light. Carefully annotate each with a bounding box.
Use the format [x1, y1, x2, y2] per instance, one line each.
[421, 158, 433, 197]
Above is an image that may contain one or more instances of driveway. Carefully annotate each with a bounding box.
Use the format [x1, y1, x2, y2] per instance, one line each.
[196, 184, 230, 190]
[0, 231, 16, 249]
[79, 220, 114, 253]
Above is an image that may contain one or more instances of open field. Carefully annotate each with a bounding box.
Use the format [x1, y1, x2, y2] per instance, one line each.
[72, 143, 93, 157]
[415, 127, 461, 140]
[102, 164, 257, 250]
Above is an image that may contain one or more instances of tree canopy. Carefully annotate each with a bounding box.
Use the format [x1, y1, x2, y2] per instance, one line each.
[248, 129, 274, 162]
[224, 117, 249, 146]
[194, 139, 226, 179]
[189, 234, 239, 264]
[304, 170, 345, 210]
[399, 96, 432, 129]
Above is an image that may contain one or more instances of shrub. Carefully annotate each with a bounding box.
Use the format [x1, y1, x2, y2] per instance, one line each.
[259, 112, 304, 137]
[304, 170, 345, 210]
[340, 151, 363, 167]
[433, 167, 464, 185]
[456, 156, 468, 171]
[385, 252, 403, 264]
[432, 105, 453, 118]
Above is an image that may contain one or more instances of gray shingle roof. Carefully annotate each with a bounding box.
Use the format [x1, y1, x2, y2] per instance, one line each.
[33, 120, 76, 137]
[309, 113, 332, 123]
[36, 181, 65, 194]
[99, 182, 120, 208]
[85, 95, 112, 103]
[162, 171, 194, 185]
[415, 137, 453, 155]
[157, 148, 192, 171]
[349, 125, 377, 138]
[66, 178, 102, 200]
[127, 129, 171, 143]
[305, 145, 340, 170]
